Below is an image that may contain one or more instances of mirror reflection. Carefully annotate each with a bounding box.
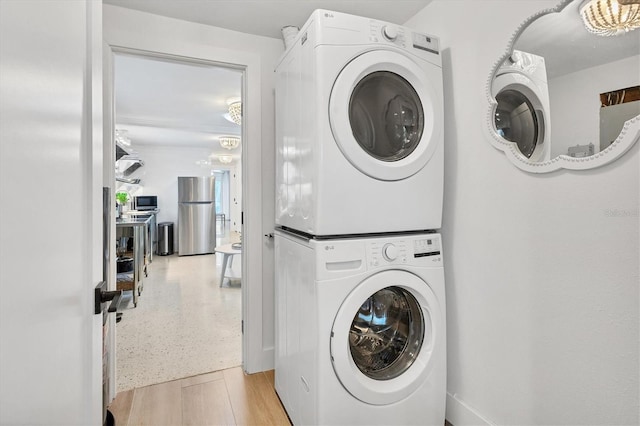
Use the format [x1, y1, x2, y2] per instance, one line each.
[489, 0, 640, 169]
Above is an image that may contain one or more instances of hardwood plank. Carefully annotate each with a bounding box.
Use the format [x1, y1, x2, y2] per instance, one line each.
[108, 389, 134, 426]
[180, 370, 224, 388]
[223, 367, 290, 426]
[127, 380, 182, 426]
[263, 369, 275, 385]
[182, 379, 236, 426]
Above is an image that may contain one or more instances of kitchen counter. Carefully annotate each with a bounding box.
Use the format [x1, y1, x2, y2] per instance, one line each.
[116, 216, 152, 226]
[119, 209, 160, 260]
[116, 215, 154, 307]
[123, 208, 160, 215]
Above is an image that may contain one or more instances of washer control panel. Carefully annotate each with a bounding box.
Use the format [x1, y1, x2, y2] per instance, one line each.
[414, 236, 441, 258]
[412, 32, 440, 54]
[366, 240, 408, 267]
[365, 234, 442, 268]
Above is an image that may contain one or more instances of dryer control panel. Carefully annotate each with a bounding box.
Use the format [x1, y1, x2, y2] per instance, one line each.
[367, 20, 439, 55]
[365, 234, 443, 268]
[368, 21, 408, 47]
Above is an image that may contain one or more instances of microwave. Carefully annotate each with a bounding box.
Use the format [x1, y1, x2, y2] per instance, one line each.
[133, 195, 158, 211]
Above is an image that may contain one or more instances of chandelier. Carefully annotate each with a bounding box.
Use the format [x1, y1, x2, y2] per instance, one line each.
[115, 129, 131, 146]
[228, 101, 242, 125]
[218, 154, 233, 164]
[219, 136, 240, 150]
[580, 0, 640, 36]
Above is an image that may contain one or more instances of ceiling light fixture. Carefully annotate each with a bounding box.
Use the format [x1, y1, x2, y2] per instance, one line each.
[219, 136, 240, 150]
[580, 0, 640, 36]
[218, 154, 233, 164]
[228, 101, 242, 125]
[115, 129, 131, 146]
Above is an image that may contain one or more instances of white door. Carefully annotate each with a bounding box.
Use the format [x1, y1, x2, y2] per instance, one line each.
[329, 50, 442, 181]
[0, 1, 104, 424]
[330, 270, 443, 405]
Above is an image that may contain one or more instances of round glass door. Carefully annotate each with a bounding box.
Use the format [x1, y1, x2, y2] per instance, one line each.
[494, 89, 541, 159]
[349, 286, 425, 380]
[329, 50, 443, 181]
[349, 72, 424, 162]
[330, 270, 442, 405]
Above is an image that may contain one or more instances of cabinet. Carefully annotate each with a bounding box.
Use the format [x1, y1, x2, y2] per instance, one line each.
[115, 217, 151, 307]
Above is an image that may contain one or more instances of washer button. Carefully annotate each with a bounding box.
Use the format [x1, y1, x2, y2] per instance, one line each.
[382, 243, 398, 261]
[382, 25, 398, 41]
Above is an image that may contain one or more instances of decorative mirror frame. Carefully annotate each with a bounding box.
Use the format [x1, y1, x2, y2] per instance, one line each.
[485, 0, 640, 173]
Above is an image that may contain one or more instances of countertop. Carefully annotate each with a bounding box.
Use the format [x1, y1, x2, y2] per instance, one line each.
[116, 215, 153, 227]
[123, 209, 160, 215]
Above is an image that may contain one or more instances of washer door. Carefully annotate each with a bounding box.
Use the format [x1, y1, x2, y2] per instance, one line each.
[330, 270, 442, 405]
[492, 72, 547, 161]
[329, 50, 442, 181]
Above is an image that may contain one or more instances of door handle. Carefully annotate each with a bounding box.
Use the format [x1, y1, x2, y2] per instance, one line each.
[94, 281, 123, 314]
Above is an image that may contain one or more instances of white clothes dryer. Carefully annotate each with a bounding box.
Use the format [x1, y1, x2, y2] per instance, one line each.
[275, 10, 444, 236]
[274, 229, 446, 425]
[491, 49, 551, 162]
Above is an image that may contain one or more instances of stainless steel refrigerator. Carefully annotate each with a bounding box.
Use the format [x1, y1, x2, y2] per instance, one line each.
[178, 176, 216, 256]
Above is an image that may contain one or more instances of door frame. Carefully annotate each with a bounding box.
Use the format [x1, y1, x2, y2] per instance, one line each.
[103, 42, 264, 399]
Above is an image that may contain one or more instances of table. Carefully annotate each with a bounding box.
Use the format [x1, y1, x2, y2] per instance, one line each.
[215, 243, 242, 287]
[115, 216, 152, 307]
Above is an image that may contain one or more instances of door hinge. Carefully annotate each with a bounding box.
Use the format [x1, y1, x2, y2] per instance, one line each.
[241, 320, 244, 334]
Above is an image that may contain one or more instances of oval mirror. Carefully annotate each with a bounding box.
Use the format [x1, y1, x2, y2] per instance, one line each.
[486, 0, 640, 172]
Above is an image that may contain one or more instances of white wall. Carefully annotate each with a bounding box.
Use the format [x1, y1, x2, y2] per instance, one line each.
[104, 4, 283, 371]
[129, 145, 238, 251]
[405, 2, 639, 425]
[549, 55, 640, 157]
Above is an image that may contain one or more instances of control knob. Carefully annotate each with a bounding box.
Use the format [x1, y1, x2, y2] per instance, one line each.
[382, 25, 398, 41]
[382, 243, 398, 261]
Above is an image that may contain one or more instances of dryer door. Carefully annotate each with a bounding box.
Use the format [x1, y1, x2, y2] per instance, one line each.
[492, 72, 549, 162]
[330, 270, 443, 405]
[329, 50, 443, 181]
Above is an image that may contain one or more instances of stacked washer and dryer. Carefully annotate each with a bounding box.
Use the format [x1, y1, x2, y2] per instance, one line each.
[274, 10, 446, 425]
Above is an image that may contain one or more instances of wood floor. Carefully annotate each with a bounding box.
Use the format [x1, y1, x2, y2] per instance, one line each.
[108, 367, 291, 426]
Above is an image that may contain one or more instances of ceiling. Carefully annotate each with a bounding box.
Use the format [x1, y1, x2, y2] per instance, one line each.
[514, 1, 639, 79]
[114, 52, 242, 158]
[102, 0, 431, 39]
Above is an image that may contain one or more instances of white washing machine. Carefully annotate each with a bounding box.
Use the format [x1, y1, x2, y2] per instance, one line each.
[491, 49, 551, 162]
[275, 229, 446, 425]
[275, 10, 444, 236]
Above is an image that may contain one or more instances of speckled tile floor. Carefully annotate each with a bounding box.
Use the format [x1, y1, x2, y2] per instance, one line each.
[116, 229, 242, 392]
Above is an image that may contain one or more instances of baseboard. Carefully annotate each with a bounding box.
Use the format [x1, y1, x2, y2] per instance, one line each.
[245, 346, 275, 374]
[261, 346, 275, 371]
[446, 392, 496, 426]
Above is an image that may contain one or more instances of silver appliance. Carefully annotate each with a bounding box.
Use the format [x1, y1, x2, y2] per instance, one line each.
[178, 176, 216, 256]
[133, 195, 158, 211]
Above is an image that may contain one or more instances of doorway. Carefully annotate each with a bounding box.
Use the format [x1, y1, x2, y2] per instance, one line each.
[112, 51, 245, 391]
